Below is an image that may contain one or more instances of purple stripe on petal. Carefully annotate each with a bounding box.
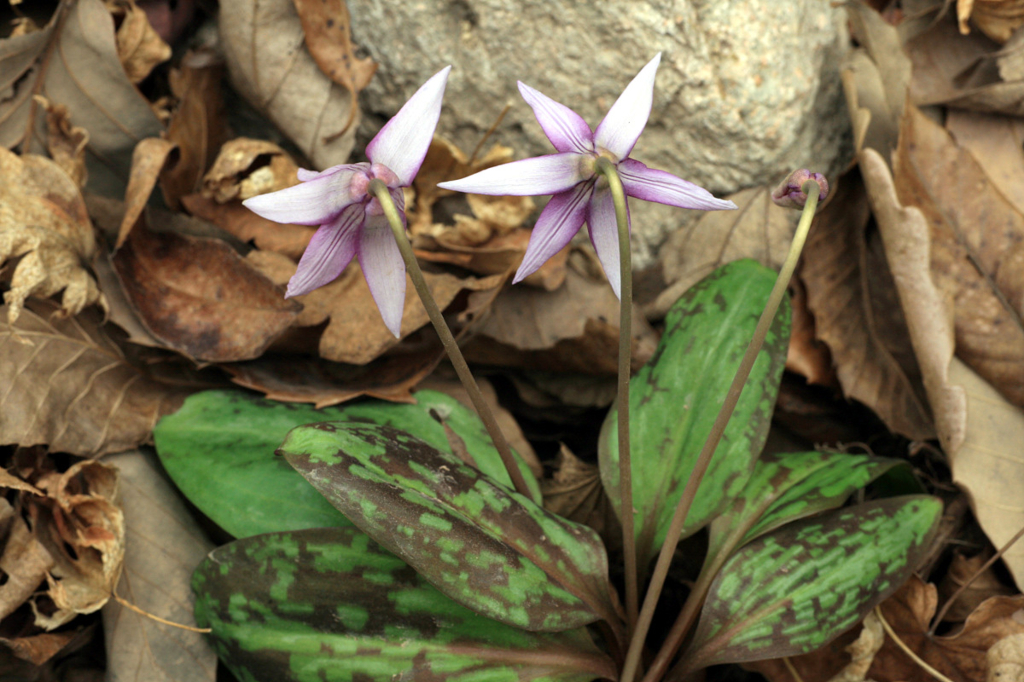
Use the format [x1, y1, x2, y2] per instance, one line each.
[618, 159, 737, 211]
[438, 153, 586, 196]
[358, 214, 407, 338]
[518, 81, 594, 155]
[594, 53, 661, 161]
[513, 181, 592, 284]
[366, 66, 452, 186]
[243, 168, 362, 226]
[586, 186, 630, 299]
[285, 203, 364, 297]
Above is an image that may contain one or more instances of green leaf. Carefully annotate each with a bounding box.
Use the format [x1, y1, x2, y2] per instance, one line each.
[153, 389, 540, 538]
[193, 527, 616, 682]
[682, 495, 942, 671]
[600, 260, 791, 564]
[281, 423, 617, 632]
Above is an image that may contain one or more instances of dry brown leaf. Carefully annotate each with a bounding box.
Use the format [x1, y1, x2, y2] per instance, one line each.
[37, 96, 89, 188]
[249, 249, 503, 364]
[648, 186, 796, 319]
[291, 0, 376, 138]
[958, 0, 1024, 42]
[102, 450, 216, 682]
[894, 105, 1024, 406]
[0, 631, 77, 667]
[786, 275, 837, 387]
[0, 148, 106, 324]
[801, 169, 933, 440]
[988, 632, 1024, 680]
[0, 0, 164, 195]
[947, 110, 1024, 216]
[182, 193, 314, 260]
[743, 630, 861, 682]
[201, 138, 301, 203]
[218, 0, 358, 169]
[540, 445, 622, 555]
[862, 146, 1024, 588]
[0, 300, 187, 456]
[159, 49, 229, 209]
[939, 552, 1017, 623]
[0, 517, 54, 623]
[106, 0, 171, 83]
[117, 137, 177, 248]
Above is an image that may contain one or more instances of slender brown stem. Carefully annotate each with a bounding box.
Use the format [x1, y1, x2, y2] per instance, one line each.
[596, 158, 639, 633]
[876, 607, 955, 682]
[370, 180, 532, 498]
[620, 182, 821, 682]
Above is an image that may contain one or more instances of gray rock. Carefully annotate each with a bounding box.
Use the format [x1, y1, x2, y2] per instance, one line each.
[349, 0, 850, 266]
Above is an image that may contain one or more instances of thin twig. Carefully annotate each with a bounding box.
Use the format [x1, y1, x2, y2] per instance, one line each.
[112, 593, 211, 634]
[875, 606, 955, 682]
[782, 657, 805, 682]
[468, 103, 512, 166]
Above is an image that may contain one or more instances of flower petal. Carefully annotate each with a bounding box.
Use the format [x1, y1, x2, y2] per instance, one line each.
[243, 167, 362, 226]
[517, 81, 594, 154]
[296, 163, 367, 182]
[285, 203, 364, 297]
[358, 214, 407, 338]
[366, 66, 452, 186]
[586, 186, 630, 299]
[594, 53, 661, 161]
[513, 181, 592, 284]
[618, 158, 737, 211]
[438, 153, 585, 196]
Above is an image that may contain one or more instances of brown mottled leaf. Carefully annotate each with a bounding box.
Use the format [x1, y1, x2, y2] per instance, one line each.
[112, 226, 301, 362]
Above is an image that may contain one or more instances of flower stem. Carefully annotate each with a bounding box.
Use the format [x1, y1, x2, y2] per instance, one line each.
[619, 181, 821, 682]
[369, 180, 532, 499]
[596, 158, 639, 633]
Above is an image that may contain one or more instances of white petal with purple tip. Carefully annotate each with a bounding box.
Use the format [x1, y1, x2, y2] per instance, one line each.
[285, 203, 364, 297]
[594, 53, 661, 161]
[586, 186, 630, 299]
[517, 82, 594, 155]
[243, 168, 361, 226]
[618, 159, 737, 211]
[358, 214, 407, 338]
[438, 153, 585, 196]
[513, 181, 593, 284]
[366, 66, 452, 186]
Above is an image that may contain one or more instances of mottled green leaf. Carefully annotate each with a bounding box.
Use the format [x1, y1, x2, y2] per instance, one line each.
[682, 495, 942, 671]
[600, 260, 791, 563]
[193, 527, 616, 682]
[281, 423, 617, 632]
[153, 389, 540, 538]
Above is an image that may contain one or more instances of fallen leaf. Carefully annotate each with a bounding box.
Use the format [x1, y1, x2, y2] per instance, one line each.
[37, 96, 89, 188]
[786, 274, 837, 386]
[946, 110, 1024, 217]
[800, 169, 933, 440]
[102, 449, 217, 682]
[648, 185, 796, 319]
[938, 552, 1017, 623]
[0, 148, 106, 324]
[218, 0, 357, 169]
[988, 632, 1024, 680]
[117, 137, 177, 248]
[0, 0, 164, 195]
[958, 0, 1024, 42]
[159, 49, 229, 209]
[0, 516, 54, 623]
[182, 193, 314, 260]
[112, 225, 301, 362]
[540, 445, 622, 555]
[291, 0, 376, 138]
[200, 137, 300, 203]
[862, 146, 1024, 588]
[0, 299, 188, 456]
[0, 631, 77, 667]
[894, 104, 1024, 407]
[106, 0, 171, 83]
[248, 249, 503, 364]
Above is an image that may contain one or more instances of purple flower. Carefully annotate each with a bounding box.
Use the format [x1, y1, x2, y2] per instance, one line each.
[770, 169, 829, 210]
[243, 66, 452, 337]
[437, 54, 735, 298]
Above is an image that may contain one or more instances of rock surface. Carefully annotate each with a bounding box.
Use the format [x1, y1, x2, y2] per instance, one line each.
[349, 0, 850, 265]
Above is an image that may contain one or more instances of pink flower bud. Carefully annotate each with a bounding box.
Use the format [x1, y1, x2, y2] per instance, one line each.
[771, 169, 829, 210]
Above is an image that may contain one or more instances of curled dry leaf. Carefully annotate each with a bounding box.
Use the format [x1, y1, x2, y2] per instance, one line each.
[112, 225, 301, 362]
[648, 185, 796, 319]
[0, 148, 106, 324]
[417, 227, 567, 291]
[862, 146, 1024, 588]
[218, 0, 358, 168]
[105, 0, 171, 83]
[938, 552, 1017, 623]
[800, 169, 933, 440]
[117, 137, 177, 248]
[540, 445, 622, 555]
[200, 137, 300, 203]
[0, 0, 164, 195]
[182, 194, 314, 260]
[786, 275, 836, 386]
[37, 96, 89, 188]
[958, 0, 1024, 42]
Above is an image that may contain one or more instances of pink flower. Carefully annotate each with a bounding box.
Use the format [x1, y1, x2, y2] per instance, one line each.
[438, 54, 735, 298]
[243, 67, 452, 337]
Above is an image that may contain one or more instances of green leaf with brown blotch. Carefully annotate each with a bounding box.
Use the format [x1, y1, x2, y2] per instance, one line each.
[680, 495, 942, 672]
[280, 423, 617, 632]
[193, 527, 616, 682]
[600, 259, 791, 565]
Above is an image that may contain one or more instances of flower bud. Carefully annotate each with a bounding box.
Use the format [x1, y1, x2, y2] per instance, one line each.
[771, 169, 829, 210]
